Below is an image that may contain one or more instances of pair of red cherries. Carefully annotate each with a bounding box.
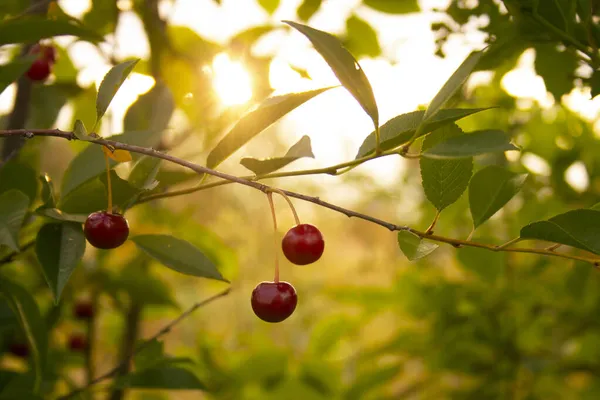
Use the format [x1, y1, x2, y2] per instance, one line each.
[251, 224, 324, 323]
[83, 212, 324, 324]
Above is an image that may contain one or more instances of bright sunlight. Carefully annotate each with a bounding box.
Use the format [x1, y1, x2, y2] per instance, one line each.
[212, 53, 253, 106]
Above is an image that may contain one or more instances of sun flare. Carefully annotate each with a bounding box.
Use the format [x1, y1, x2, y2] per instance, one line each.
[212, 53, 253, 106]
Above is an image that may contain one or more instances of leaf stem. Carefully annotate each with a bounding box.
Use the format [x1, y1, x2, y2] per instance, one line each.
[267, 192, 280, 283]
[425, 210, 441, 234]
[496, 237, 522, 250]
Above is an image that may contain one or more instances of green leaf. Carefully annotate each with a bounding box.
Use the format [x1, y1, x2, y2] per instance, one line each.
[520, 209, 600, 255]
[258, 0, 280, 15]
[297, 0, 322, 21]
[35, 208, 87, 224]
[343, 15, 381, 58]
[0, 279, 47, 393]
[124, 83, 174, 132]
[591, 202, 600, 211]
[128, 156, 162, 190]
[61, 130, 163, 197]
[397, 231, 439, 261]
[28, 83, 81, 129]
[95, 59, 139, 125]
[356, 108, 491, 158]
[131, 235, 228, 281]
[240, 135, 314, 175]
[115, 366, 205, 390]
[59, 178, 107, 214]
[0, 16, 102, 46]
[421, 130, 519, 159]
[362, 0, 419, 14]
[0, 161, 38, 205]
[283, 21, 379, 131]
[534, 43, 577, 100]
[72, 119, 92, 141]
[0, 190, 29, 252]
[469, 166, 528, 228]
[99, 171, 141, 210]
[35, 222, 86, 304]
[206, 87, 332, 168]
[590, 69, 600, 98]
[230, 25, 277, 48]
[423, 50, 484, 123]
[0, 56, 35, 95]
[134, 339, 165, 370]
[420, 124, 473, 211]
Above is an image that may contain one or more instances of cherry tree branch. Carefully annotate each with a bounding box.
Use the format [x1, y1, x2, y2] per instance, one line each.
[58, 288, 231, 400]
[1, 128, 599, 267]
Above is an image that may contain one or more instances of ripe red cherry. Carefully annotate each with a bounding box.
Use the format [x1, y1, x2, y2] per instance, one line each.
[68, 334, 87, 352]
[73, 301, 94, 320]
[26, 44, 56, 82]
[26, 58, 52, 81]
[251, 281, 297, 323]
[84, 211, 129, 249]
[281, 224, 324, 265]
[7, 342, 29, 358]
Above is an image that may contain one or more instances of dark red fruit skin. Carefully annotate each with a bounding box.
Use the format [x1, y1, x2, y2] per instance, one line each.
[26, 44, 56, 82]
[7, 342, 29, 358]
[73, 301, 94, 320]
[26, 58, 52, 81]
[281, 224, 324, 265]
[84, 211, 129, 249]
[68, 334, 87, 352]
[251, 281, 297, 323]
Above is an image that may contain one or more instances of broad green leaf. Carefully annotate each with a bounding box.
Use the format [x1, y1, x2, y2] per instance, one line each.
[206, 87, 332, 168]
[520, 209, 600, 255]
[0, 279, 47, 393]
[535, 43, 577, 100]
[0, 56, 35, 95]
[131, 235, 228, 281]
[397, 231, 439, 261]
[39, 174, 56, 208]
[421, 130, 519, 159]
[35, 208, 87, 224]
[240, 135, 314, 175]
[297, 0, 322, 21]
[59, 178, 107, 214]
[283, 21, 379, 131]
[344, 15, 381, 58]
[114, 366, 206, 390]
[95, 59, 139, 124]
[258, 0, 280, 15]
[0, 190, 29, 252]
[72, 119, 92, 141]
[0, 161, 38, 205]
[99, 171, 141, 210]
[420, 124, 473, 211]
[134, 339, 165, 370]
[362, 0, 419, 14]
[423, 50, 484, 123]
[356, 108, 490, 158]
[469, 166, 528, 228]
[61, 130, 163, 196]
[128, 156, 162, 190]
[124, 83, 174, 132]
[0, 16, 102, 46]
[35, 222, 86, 303]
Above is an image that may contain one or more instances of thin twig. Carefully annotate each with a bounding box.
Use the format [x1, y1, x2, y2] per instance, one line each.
[1, 129, 599, 267]
[59, 288, 231, 400]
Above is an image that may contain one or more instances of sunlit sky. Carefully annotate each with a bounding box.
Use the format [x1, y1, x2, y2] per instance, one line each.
[2, 0, 600, 198]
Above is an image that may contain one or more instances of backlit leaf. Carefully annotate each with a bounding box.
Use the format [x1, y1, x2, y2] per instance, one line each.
[96, 59, 139, 124]
[240, 135, 314, 175]
[284, 21, 379, 132]
[0, 16, 102, 46]
[102, 146, 133, 163]
[397, 231, 439, 261]
[421, 130, 519, 159]
[363, 0, 419, 14]
[206, 87, 332, 168]
[420, 124, 473, 211]
[469, 166, 528, 228]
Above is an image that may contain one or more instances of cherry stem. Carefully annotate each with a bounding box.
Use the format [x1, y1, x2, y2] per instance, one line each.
[267, 192, 280, 283]
[267, 187, 301, 225]
[104, 151, 113, 213]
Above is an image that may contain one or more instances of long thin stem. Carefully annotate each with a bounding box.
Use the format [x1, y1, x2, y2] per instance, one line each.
[1, 129, 599, 267]
[104, 152, 113, 213]
[267, 192, 280, 283]
[267, 187, 301, 225]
